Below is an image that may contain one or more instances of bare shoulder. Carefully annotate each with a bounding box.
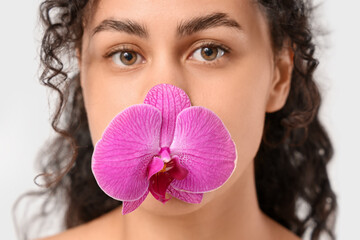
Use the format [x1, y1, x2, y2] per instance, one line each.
[35, 223, 88, 240]
[35, 207, 123, 240]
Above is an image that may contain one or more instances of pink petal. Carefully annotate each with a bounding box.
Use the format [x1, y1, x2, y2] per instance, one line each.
[144, 84, 191, 148]
[92, 104, 162, 201]
[167, 185, 203, 204]
[147, 157, 164, 180]
[169, 106, 237, 193]
[167, 156, 188, 180]
[149, 172, 173, 203]
[122, 190, 149, 215]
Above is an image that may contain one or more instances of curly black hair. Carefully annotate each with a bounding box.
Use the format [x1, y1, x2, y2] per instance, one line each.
[13, 0, 337, 239]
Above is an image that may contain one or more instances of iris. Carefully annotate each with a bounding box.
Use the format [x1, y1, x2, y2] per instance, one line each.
[91, 83, 237, 214]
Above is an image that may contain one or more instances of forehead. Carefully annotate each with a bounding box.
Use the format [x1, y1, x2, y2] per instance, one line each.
[85, 0, 263, 35]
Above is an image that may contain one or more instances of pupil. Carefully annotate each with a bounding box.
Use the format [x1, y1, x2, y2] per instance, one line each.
[123, 52, 133, 61]
[204, 48, 213, 56]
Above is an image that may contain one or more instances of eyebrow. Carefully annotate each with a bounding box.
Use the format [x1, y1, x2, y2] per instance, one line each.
[91, 12, 242, 39]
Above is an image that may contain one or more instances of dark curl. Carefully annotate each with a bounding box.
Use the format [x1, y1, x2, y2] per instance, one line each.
[13, 0, 337, 239]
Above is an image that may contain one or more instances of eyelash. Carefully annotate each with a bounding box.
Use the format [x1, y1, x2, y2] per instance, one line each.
[104, 41, 231, 68]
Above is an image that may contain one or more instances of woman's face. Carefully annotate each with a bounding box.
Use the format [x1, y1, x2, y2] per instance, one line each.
[79, 0, 292, 215]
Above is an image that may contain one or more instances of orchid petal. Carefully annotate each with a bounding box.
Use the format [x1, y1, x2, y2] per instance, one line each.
[167, 156, 188, 180]
[149, 172, 173, 203]
[167, 185, 203, 204]
[144, 83, 191, 148]
[169, 106, 237, 193]
[92, 104, 162, 201]
[147, 157, 164, 180]
[122, 190, 149, 215]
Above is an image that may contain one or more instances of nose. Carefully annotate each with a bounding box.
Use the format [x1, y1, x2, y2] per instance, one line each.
[141, 50, 189, 100]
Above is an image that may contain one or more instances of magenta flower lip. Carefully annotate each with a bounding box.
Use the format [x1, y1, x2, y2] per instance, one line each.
[91, 83, 237, 214]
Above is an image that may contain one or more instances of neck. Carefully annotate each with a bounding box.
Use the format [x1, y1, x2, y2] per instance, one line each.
[116, 161, 273, 240]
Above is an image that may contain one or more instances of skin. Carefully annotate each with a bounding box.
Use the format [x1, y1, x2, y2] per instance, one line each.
[39, 0, 300, 239]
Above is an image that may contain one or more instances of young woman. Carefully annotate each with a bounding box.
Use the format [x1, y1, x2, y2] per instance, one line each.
[15, 0, 337, 239]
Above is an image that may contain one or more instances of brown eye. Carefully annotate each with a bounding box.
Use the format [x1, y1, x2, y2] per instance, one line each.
[119, 51, 137, 65]
[111, 50, 143, 67]
[192, 45, 225, 62]
[200, 47, 218, 61]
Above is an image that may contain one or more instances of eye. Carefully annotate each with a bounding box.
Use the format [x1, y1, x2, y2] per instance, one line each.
[190, 43, 230, 63]
[105, 46, 145, 68]
[111, 50, 144, 67]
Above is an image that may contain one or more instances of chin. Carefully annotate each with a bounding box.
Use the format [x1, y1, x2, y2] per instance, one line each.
[136, 191, 214, 217]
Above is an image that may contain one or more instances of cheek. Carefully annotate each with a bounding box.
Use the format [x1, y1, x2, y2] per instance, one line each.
[193, 56, 273, 190]
[224, 79, 269, 175]
[80, 64, 143, 145]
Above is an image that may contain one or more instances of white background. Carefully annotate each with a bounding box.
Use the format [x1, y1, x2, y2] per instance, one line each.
[0, 0, 359, 239]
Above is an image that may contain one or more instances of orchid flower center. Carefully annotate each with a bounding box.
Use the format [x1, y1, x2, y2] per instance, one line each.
[148, 147, 188, 203]
[159, 162, 171, 172]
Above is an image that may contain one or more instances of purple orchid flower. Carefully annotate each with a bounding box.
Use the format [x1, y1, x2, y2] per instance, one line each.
[91, 83, 237, 215]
